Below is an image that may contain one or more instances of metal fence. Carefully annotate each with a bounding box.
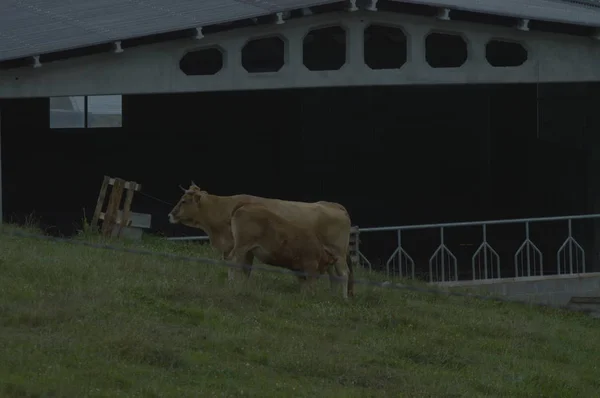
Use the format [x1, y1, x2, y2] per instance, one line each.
[358, 213, 600, 283]
[166, 213, 600, 283]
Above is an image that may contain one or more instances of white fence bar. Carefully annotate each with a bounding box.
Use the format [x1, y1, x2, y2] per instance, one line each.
[359, 213, 600, 232]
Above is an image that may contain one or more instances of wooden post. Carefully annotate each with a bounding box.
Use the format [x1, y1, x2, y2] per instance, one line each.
[118, 182, 137, 238]
[91, 175, 111, 230]
[101, 178, 125, 237]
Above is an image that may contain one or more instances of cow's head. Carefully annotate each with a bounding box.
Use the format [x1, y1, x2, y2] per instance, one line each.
[168, 182, 204, 226]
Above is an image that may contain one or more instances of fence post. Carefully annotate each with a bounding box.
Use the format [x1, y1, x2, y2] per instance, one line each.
[349, 226, 360, 270]
[483, 224, 488, 280]
[397, 229, 403, 279]
[440, 227, 445, 282]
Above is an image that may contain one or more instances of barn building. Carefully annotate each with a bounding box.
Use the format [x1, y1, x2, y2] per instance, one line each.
[2, 0, 600, 283]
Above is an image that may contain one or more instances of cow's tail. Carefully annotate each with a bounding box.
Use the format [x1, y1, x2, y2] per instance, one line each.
[346, 249, 355, 298]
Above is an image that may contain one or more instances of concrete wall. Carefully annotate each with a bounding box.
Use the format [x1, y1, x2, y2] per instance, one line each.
[4, 10, 600, 98]
[435, 273, 600, 306]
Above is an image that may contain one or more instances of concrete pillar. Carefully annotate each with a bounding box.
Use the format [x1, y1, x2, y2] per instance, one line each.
[588, 86, 599, 270]
[587, 133, 600, 272]
[483, 90, 493, 217]
[346, 20, 364, 67]
[0, 104, 3, 225]
[285, 29, 304, 70]
[586, 85, 600, 272]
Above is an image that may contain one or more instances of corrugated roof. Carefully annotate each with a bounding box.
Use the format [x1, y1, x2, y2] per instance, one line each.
[396, 0, 600, 27]
[0, 0, 340, 62]
[1, 0, 600, 64]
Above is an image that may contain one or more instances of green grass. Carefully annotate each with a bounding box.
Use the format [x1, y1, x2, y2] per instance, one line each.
[1, 224, 600, 397]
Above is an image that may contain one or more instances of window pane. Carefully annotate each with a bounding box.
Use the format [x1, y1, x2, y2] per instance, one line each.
[50, 96, 85, 128]
[87, 95, 122, 128]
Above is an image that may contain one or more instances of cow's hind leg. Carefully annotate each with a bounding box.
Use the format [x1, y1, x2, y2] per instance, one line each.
[326, 265, 337, 294]
[332, 257, 350, 299]
[323, 255, 344, 297]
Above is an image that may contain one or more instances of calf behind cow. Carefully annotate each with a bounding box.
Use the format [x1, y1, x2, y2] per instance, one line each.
[168, 183, 354, 298]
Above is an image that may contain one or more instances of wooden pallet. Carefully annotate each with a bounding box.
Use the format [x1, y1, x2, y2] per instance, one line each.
[90, 176, 148, 239]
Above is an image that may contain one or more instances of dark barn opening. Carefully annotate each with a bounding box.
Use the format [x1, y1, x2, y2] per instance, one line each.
[363, 25, 408, 69]
[485, 40, 528, 67]
[303, 26, 347, 71]
[425, 32, 468, 68]
[242, 36, 286, 73]
[1, 83, 595, 279]
[179, 47, 224, 76]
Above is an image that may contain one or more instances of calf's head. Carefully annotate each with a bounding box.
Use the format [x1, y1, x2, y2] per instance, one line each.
[168, 182, 204, 226]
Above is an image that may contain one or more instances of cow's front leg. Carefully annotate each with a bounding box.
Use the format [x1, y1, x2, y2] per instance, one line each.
[230, 248, 254, 282]
[223, 250, 237, 282]
[240, 251, 255, 280]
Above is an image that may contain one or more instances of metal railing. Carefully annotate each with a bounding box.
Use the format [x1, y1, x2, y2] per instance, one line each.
[167, 235, 210, 242]
[165, 213, 600, 283]
[358, 213, 600, 282]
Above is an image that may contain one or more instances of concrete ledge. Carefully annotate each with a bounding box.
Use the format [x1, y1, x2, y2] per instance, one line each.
[431, 272, 600, 307]
[433, 272, 600, 288]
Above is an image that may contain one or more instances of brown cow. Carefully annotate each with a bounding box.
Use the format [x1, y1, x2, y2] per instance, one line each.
[168, 183, 354, 298]
[228, 202, 337, 291]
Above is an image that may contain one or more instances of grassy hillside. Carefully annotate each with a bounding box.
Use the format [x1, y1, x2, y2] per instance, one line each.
[1, 224, 600, 397]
